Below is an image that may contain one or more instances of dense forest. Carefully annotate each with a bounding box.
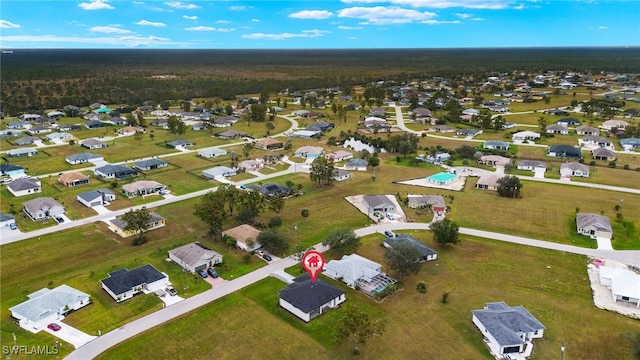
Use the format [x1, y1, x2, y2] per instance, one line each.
[1, 47, 639, 114]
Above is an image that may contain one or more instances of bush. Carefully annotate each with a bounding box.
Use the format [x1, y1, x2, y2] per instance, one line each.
[624, 164, 630, 170]
[609, 161, 617, 168]
[590, 161, 596, 166]
[268, 216, 282, 228]
[301, 208, 309, 218]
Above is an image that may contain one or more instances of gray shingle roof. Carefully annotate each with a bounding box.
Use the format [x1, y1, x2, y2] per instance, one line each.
[472, 302, 545, 348]
[8, 177, 40, 191]
[576, 213, 612, 233]
[384, 234, 437, 259]
[168, 242, 222, 268]
[101, 264, 166, 296]
[278, 274, 344, 313]
[67, 153, 103, 162]
[134, 158, 167, 168]
[9, 285, 90, 323]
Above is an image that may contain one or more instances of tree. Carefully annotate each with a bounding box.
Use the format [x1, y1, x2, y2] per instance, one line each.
[121, 207, 152, 246]
[416, 281, 428, 294]
[194, 191, 227, 236]
[167, 115, 186, 137]
[367, 154, 380, 169]
[430, 218, 460, 246]
[538, 115, 547, 133]
[478, 109, 492, 130]
[455, 145, 477, 159]
[217, 183, 241, 216]
[335, 305, 386, 355]
[134, 131, 143, 143]
[256, 230, 288, 253]
[242, 142, 253, 159]
[384, 242, 422, 280]
[236, 189, 267, 224]
[496, 175, 523, 198]
[309, 156, 334, 187]
[322, 228, 361, 254]
[493, 115, 505, 132]
[267, 196, 285, 214]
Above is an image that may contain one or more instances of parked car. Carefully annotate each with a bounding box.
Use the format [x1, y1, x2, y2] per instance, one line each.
[55, 216, 64, 223]
[207, 268, 219, 278]
[9, 223, 17, 230]
[263, 254, 272, 261]
[384, 230, 395, 238]
[256, 249, 266, 256]
[165, 286, 177, 296]
[47, 323, 61, 331]
[386, 213, 395, 220]
[197, 269, 208, 278]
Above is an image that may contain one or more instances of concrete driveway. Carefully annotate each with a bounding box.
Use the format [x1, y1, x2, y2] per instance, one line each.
[44, 322, 97, 349]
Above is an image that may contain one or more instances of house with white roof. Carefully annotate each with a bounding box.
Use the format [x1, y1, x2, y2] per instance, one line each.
[511, 131, 541, 142]
[325, 150, 353, 163]
[294, 146, 324, 159]
[9, 285, 91, 333]
[66, 153, 104, 165]
[471, 302, 545, 359]
[323, 254, 396, 295]
[599, 266, 640, 308]
[198, 147, 227, 158]
[168, 242, 223, 273]
[202, 166, 237, 179]
[7, 148, 38, 157]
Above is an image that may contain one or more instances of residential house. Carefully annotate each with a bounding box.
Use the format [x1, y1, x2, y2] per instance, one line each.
[66, 153, 104, 165]
[248, 183, 292, 198]
[406, 195, 446, 213]
[456, 128, 483, 137]
[9, 285, 91, 333]
[1, 213, 16, 229]
[483, 140, 510, 151]
[77, 189, 116, 208]
[323, 254, 397, 295]
[511, 131, 541, 142]
[190, 121, 206, 131]
[417, 152, 452, 164]
[384, 234, 438, 262]
[58, 172, 90, 187]
[166, 139, 194, 148]
[560, 162, 590, 178]
[15, 136, 42, 146]
[548, 145, 581, 158]
[108, 211, 166, 238]
[462, 108, 480, 116]
[556, 117, 581, 126]
[19, 114, 41, 121]
[543, 108, 569, 116]
[238, 159, 264, 172]
[576, 213, 612, 239]
[202, 166, 237, 179]
[363, 116, 387, 130]
[294, 146, 324, 159]
[100, 264, 168, 302]
[546, 124, 569, 135]
[213, 116, 238, 127]
[517, 160, 547, 172]
[7, 148, 38, 157]
[429, 125, 455, 133]
[0, 129, 23, 138]
[151, 117, 169, 129]
[602, 119, 629, 131]
[198, 147, 228, 158]
[85, 120, 108, 129]
[0, 164, 25, 177]
[81, 138, 107, 150]
[117, 126, 144, 136]
[278, 274, 346, 322]
[94, 164, 138, 179]
[472, 302, 545, 358]
[478, 155, 511, 167]
[45, 132, 72, 142]
[121, 180, 165, 198]
[576, 125, 599, 136]
[255, 138, 284, 151]
[333, 168, 352, 182]
[345, 103, 361, 111]
[26, 126, 52, 135]
[592, 147, 616, 161]
[291, 129, 322, 139]
[216, 129, 248, 139]
[168, 242, 223, 273]
[325, 150, 353, 163]
[579, 136, 614, 150]
[133, 158, 168, 171]
[476, 174, 505, 191]
[362, 195, 396, 214]
[369, 107, 386, 117]
[23, 197, 64, 220]
[620, 138, 640, 151]
[222, 224, 262, 252]
[599, 266, 640, 308]
[7, 177, 42, 197]
[343, 158, 367, 171]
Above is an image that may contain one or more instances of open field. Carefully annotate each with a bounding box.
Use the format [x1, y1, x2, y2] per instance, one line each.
[97, 235, 639, 360]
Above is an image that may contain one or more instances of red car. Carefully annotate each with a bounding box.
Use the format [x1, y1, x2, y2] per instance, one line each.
[47, 323, 61, 331]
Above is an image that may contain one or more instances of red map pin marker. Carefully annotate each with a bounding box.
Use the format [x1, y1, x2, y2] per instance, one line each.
[302, 250, 325, 284]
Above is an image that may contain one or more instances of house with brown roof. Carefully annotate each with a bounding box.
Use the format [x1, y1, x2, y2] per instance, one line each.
[475, 174, 505, 191]
[108, 212, 166, 238]
[592, 147, 616, 161]
[477, 155, 511, 167]
[81, 138, 107, 150]
[58, 172, 90, 187]
[222, 224, 262, 252]
[255, 137, 284, 150]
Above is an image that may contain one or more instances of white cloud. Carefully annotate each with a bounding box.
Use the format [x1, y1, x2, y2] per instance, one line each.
[241, 29, 330, 40]
[455, 13, 473, 19]
[513, 4, 525, 9]
[135, 20, 167, 27]
[338, 25, 363, 29]
[0, 34, 174, 47]
[598, 26, 608, 29]
[341, 0, 510, 8]
[289, 10, 334, 19]
[78, 0, 114, 10]
[90, 26, 132, 34]
[185, 26, 236, 32]
[252, 19, 261, 22]
[421, 19, 461, 24]
[132, 1, 144, 4]
[183, 15, 199, 20]
[338, 6, 437, 25]
[0, 20, 21, 29]
[229, 5, 253, 11]
[348, 36, 358, 40]
[164, 1, 199, 9]
[216, 20, 231, 24]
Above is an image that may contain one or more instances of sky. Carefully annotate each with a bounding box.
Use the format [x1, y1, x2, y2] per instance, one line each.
[0, 0, 639, 49]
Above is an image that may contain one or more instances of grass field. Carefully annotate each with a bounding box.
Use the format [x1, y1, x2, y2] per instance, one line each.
[96, 234, 639, 360]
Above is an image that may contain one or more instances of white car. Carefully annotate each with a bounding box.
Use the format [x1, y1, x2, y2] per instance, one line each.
[386, 213, 395, 220]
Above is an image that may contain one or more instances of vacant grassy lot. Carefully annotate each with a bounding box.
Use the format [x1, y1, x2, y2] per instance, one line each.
[98, 235, 639, 360]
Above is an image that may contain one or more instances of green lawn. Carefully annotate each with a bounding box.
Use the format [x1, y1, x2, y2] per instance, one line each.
[97, 235, 639, 360]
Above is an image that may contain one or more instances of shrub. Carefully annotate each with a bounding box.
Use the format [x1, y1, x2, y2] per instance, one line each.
[301, 208, 309, 218]
[590, 161, 596, 166]
[268, 216, 282, 228]
[608, 161, 616, 168]
[624, 164, 630, 170]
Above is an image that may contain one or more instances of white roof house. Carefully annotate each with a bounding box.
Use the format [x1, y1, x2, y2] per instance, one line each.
[202, 166, 237, 179]
[512, 131, 541, 142]
[599, 266, 640, 308]
[198, 147, 228, 158]
[168, 242, 223, 273]
[9, 285, 91, 333]
[324, 254, 381, 288]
